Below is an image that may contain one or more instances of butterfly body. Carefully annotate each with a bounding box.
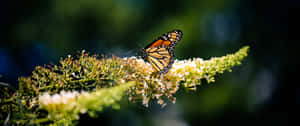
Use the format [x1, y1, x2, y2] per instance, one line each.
[141, 30, 183, 74]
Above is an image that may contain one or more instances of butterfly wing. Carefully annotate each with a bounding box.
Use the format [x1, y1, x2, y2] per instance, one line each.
[144, 30, 183, 49]
[141, 30, 182, 74]
[145, 46, 174, 74]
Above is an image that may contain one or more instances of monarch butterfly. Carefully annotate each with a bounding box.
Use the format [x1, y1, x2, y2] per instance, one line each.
[141, 30, 183, 74]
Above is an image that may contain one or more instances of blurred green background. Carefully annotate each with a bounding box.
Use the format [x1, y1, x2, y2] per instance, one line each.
[0, 0, 292, 125]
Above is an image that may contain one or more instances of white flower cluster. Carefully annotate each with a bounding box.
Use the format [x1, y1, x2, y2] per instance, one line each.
[39, 91, 79, 111]
[123, 56, 153, 74]
[169, 58, 204, 78]
[123, 46, 248, 108]
[123, 56, 205, 78]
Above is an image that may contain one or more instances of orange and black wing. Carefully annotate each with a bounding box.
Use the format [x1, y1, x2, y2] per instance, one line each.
[143, 30, 183, 49]
[143, 46, 174, 74]
[141, 30, 183, 74]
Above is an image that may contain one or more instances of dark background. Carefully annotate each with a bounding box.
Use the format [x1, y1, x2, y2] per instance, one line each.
[0, 0, 293, 125]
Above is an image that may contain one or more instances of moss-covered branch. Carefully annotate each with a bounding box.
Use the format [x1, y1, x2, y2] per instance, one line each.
[0, 46, 249, 125]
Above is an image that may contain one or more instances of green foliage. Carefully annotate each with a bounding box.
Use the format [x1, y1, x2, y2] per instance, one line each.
[0, 46, 249, 125]
[38, 82, 135, 126]
[19, 52, 126, 96]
